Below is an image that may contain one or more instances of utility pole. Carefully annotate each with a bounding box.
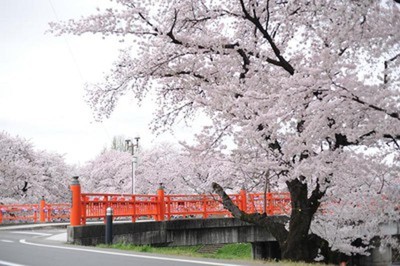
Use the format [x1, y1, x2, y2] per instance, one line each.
[125, 136, 140, 194]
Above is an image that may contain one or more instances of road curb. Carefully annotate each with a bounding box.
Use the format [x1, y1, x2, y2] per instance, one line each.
[0, 223, 69, 231]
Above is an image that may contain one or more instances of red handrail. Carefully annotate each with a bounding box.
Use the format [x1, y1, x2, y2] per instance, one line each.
[0, 185, 291, 225]
[75, 189, 291, 225]
[0, 201, 70, 224]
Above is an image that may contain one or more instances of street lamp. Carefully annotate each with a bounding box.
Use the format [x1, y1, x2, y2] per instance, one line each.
[125, 137, 140, 194]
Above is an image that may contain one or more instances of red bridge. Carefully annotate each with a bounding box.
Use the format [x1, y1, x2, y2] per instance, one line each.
[0, 176, 291, 225]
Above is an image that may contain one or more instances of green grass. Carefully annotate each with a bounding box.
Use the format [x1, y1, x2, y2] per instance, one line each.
[213, 243, 252, 260]
[98, 243, 331, 265]
[98, 243, 251, 260]
[99, 242, 202, 256]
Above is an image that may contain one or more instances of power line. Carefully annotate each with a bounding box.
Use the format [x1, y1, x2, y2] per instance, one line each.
[47, 0, 113, 151]
[47, 0, 85, 83]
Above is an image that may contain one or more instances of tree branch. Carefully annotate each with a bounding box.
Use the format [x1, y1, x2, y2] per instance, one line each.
[166, 9, 183, 45]
[384, 53, 400, 84]
[332, 81, 400, 121]
[308, 179, 326, 213]
[239, 0, 294, 75]
[212, 182, 289, 244]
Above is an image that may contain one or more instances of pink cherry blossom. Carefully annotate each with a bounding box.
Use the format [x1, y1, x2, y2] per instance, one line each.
[50, 0, 400, 261]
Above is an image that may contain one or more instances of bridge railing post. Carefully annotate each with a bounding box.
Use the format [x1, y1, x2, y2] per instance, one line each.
[33, 209, 37, 223]
[131, 195, 136, 222]
[103, 195, 109, 224]
[203, 195, 208, 219]
[47, 205, 52, 222]
[70, 176, 82, 226]
[39, 196, 46, 223]
[166, 196, 171, 220]
[157, 183, 165, 221]
[81, 195, 87, 225]
[267, 193, 273, 215]
[239, 187, 247, 213]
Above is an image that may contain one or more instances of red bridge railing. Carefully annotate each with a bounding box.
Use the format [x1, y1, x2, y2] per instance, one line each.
[0, 197, 70, 224]
[70, 176, 291, 226]
[0, 176, 291, 225]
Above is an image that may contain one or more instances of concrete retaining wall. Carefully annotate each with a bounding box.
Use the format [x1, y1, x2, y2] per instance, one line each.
[67, 217, 398, 265]
[67, 218, 275, 246]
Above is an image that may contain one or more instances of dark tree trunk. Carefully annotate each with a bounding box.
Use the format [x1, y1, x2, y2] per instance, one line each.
[281, 179, 318, 261]
[212, 178, 325, 263]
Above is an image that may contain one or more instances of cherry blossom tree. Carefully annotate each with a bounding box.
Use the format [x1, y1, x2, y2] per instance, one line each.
[0, 131, 71, 203]
[135, 142, 240, 194]
[135, 142, 186, 193]
[0, 131, 37, 203]
[32, 150, 71, 202]
[79, 142, 230, 194]
[79, 149, 132, 193]
[50, 0, 400, 262]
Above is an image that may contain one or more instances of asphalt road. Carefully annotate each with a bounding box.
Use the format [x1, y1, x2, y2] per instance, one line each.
[0, 227, 252, 266]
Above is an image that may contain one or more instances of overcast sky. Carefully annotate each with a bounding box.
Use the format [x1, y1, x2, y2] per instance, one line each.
[0, 0, 202, 165]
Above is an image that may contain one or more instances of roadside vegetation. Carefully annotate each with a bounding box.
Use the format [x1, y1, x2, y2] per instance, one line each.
[98, 243, 331, 265]
[99, 243, 251, 260]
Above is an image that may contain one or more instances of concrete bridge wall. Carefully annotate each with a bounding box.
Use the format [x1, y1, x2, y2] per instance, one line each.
[67, 218, 275, 243]
[67, 217, 398, 265]
[68, 218, 279, 259]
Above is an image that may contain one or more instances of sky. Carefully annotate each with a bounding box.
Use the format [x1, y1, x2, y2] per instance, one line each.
[0, 0, 203, 165]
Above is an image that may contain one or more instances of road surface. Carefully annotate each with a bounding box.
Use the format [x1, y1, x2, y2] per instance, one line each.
[0, 227, 253, 266]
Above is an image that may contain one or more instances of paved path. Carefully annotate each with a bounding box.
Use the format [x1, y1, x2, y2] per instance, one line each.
[0, 226, 257, 266]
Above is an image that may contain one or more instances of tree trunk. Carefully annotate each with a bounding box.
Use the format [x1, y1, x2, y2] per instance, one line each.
[212, 178, 325, 263]
[281, 179, 315, 261]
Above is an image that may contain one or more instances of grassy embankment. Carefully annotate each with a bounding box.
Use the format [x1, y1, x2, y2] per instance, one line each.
[99, 243, 251, 260]
[98, 243, 330, 265]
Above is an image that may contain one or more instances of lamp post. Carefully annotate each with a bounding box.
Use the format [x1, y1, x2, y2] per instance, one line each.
[125, 137, 140, 194]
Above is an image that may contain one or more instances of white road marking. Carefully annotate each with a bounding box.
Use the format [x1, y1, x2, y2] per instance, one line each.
[0, 240, 14, 243]
[0, 259, 27, 266]
[9, 231, 52, 236]
[45, 232, 67, 242]
[20, 239, 240, 266]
